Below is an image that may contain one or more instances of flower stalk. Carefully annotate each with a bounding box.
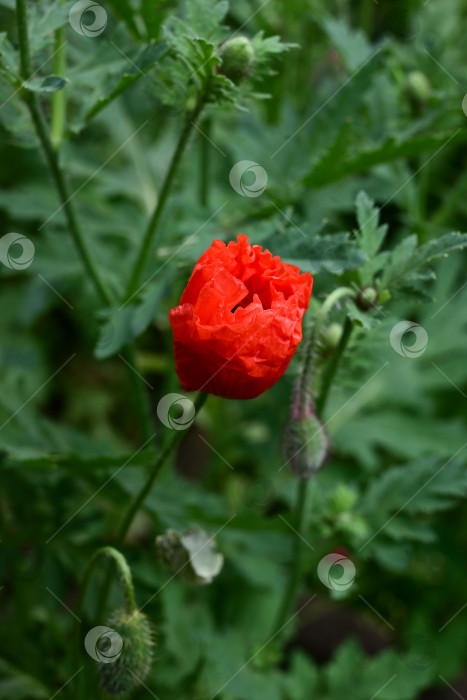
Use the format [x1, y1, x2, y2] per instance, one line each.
[270, 287, 356, 642]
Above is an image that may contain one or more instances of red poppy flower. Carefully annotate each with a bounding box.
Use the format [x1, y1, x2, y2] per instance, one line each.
[169, 235, 313, 399]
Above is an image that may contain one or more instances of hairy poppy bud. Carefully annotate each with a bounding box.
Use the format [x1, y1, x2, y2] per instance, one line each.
[218, 36, 255, 82]
[285, 405, 329, 480]
[98, 609, 154, 697]
[156, 527, 224, 585]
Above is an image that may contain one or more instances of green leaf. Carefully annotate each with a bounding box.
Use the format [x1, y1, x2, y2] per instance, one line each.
[184, 0, 228, 38]
[321, 16, 373, 72]
[94, 277, 170, 359]
[355, 191, 388, 258]
[0, 32, 20, 85]
[358, 457, 467, 551]
[23, 75, 68, 93]
[382, 231, 467, 297]
[304, 131, 467, 188]
[261, 230, 367, 275]
[71, 41, 168, 132]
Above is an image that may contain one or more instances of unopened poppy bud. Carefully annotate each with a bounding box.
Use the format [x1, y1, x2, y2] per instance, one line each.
[356, 285, 379, 311]
[156, 527, 224, 585]
[218, 37, 255, 82]
[98, 609, 154, 697]
[285, 408, 329, 480]
[406, 70, 432, 104]
[321, 322, 343, 352]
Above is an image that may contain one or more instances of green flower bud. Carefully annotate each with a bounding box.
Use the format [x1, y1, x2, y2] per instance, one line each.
[218, 36, 255, 82]
[406, 70, 432, 104]
[356, 285, 379, 311]
[285, 409, 329, 480]
[156, 527, 224, 585]
[321, 322, 343, 352]
[98, 609, 154, 697]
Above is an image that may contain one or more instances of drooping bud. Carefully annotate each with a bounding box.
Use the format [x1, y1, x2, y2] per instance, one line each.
[156, 527, 224, 585]
[218, 36, 255, 83]
[98, 609, 154, 697]
[356, 285, 379, 311]
[285, 403, 329, 480]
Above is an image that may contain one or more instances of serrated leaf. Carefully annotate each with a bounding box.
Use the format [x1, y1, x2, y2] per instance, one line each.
[382, 231, 467, 297]
[71, 41, 168, 132]
[304, 131, 467, 188]
[355, 190, 388, 257]
[185, 0, 228, 38]
[359, 457, 467, 550]
[262, 231, 367, 275]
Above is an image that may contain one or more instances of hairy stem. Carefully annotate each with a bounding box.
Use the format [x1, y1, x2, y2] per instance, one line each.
[123, 100, 205, 302]
[271, 295, 355, 642]
[74, 547, 137, 698]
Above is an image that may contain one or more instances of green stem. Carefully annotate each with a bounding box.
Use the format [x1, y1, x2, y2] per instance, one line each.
[270, 300, 355, 643]
[271, 478, 308, 636]
[116, 391, 208, 545]
[74, 547, 136, 698]
[315, 315, 353, 418]
[123, 100, 205, 302]
[199, 116, 211, 207]
[77, 546, 137, 617]
[16, 0, 113, 306]
[16, 0, 154, 439]
[298, 286, 355, 400]
[51, 26, 66, 149]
